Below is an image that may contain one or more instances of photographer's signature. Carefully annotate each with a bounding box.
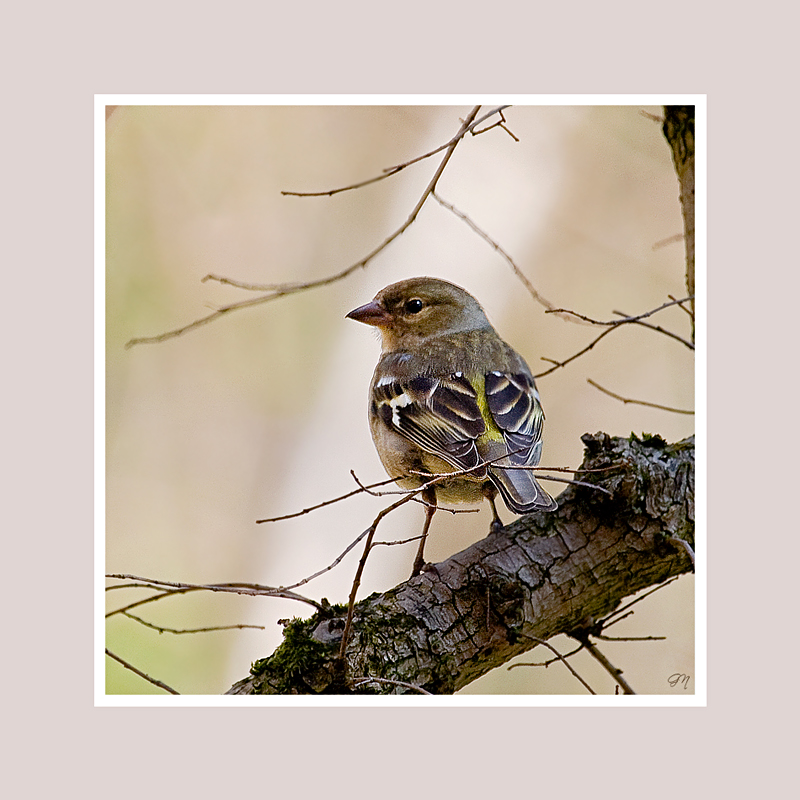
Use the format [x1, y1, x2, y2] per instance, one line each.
[668, 672, 691, 690]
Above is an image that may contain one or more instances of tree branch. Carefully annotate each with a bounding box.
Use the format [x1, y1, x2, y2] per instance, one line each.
[125, 105, 485, 349]
[227, 432, 694, 695]
[662, 106, 695, 337]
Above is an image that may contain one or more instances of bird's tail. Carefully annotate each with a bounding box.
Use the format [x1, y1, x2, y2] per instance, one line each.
[489, 465, 557, 514]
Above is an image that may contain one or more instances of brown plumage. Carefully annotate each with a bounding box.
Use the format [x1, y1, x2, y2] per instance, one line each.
[347, 277, 556, 575]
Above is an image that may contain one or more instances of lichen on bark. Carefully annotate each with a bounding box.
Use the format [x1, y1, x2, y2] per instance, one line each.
[227, 433, 694, 695]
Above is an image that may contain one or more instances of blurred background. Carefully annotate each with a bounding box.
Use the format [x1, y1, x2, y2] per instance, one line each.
[105, 103, 695, 695]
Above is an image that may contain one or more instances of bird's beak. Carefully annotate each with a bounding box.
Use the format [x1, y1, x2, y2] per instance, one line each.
[346, 300, 390, 327]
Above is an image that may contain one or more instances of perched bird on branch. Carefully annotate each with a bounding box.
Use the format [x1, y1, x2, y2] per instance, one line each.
[347, 277, 556, 575]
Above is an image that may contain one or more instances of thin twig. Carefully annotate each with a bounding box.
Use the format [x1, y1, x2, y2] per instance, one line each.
[259, 461, 493, 604]
[601, 609, 637, 628]
[509, 642, 584, 668]
[600, 577, 679, 629]
[347, 469, 478, 511]
[105, 648, 180, 695]
[537, 464, 624, 474]
[612, 309, 694, 349]
[496, 469, 614, 496]
[256, 475, 400, 522]
[652, 232, 684, 249]
[105, 587, 195, 617]
[126, 106, 487, 348]
[349, 469, 414, 498]
[537, 296, 694, 377]
[547, 296, 693, 326]
[587, 378, 694, 415]
[570, 633, 636, 695]
[536, 326, 618, 378]
[352, 676, 433, 695]
[511, 575, 680, 692]
[266, 461, 615, 526]
[372, 535, 425, 547]
[509, 637, 596, 694]
[121, 611, 265, 635]
[471, 108, 520, 142]
[281, 106, 509, 197]
[105, 575, 323, 614]
[431, 191, 566, 315]
[125, 291, 288, 348]
[278, 527, 373, 591]
[668, 294, 695, 323]
[338, 493, 419, 660]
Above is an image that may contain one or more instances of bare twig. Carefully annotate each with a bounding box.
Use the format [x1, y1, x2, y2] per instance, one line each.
[268, 461, 615, 526]
[126, 106, 488, 348]
[352, 676, 433, 695]
[612, 309, 694, 349]
[105, 648, 180, 695]
[653, 233, 684, 249]
[431, 191, 567, 315]
[668, 293, 695, 324]
[493, 468, 614, 496]
[536, 464, 623, 474]
[125, 291, 287, 348]
[281, 106, 510, 197]
[349, 469, 415, 498]
[536, 326, 618, 378]
[508, 637, 596, 694]
[121, 611, 265, 635]
[547, 296, 693, 327]
[599, 577, 680, 629]
[372, 535, 425, 548]
[509, 641, 584, 668]
[587, 378, 694, 415]
[511, 574, 680, 690]
[105, 575, 323, 613]
[256, 474, 401, 522]
[278, 527, 373, 591]
[105, 587, 195, 617]
[347, 469, 477, 511]
[537, 296, 694, 377]
[338, 493, 419, 660]
[569, 632, 636, 695]
[471, 108, 519, 141]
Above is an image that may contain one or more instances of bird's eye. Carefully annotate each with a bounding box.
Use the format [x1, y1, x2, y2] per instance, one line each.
[404, 298, 424, 314]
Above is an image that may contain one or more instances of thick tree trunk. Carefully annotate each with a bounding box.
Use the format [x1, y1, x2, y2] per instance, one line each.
[227, 433, 694, 695]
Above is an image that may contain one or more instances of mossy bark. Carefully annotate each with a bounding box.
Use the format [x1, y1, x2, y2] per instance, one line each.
[228, 433, 694, 695]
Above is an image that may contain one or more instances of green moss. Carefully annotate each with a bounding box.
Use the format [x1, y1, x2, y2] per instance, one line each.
[249, 615, 336, 694]
[634, 432, 667, 447]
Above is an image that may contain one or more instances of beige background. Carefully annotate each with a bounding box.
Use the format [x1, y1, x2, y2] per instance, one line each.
[106, 103, 694, 695]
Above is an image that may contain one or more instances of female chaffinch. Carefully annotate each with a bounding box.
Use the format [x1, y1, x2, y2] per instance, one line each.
[347, 277, 556, 574]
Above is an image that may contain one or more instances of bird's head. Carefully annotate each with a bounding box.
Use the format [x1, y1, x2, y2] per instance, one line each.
[346, 277, 491, 351]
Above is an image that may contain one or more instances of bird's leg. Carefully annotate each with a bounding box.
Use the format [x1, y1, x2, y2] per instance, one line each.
[482, 484, 504, 534]
[411, 486, 437, 578]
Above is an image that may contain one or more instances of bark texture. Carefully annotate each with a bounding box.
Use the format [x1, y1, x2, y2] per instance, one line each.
[663, 105, 696, 332]
[228, 432, 694, 695]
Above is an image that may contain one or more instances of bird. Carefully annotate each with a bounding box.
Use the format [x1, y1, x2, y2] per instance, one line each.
[346, 276, 557, 576]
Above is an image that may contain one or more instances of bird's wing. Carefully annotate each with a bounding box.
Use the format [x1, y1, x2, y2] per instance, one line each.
[372, 372, 487, 474]
[484, 370, 544, 464]
[373, 369, 557, 512]
[484, 370, 557, 512]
